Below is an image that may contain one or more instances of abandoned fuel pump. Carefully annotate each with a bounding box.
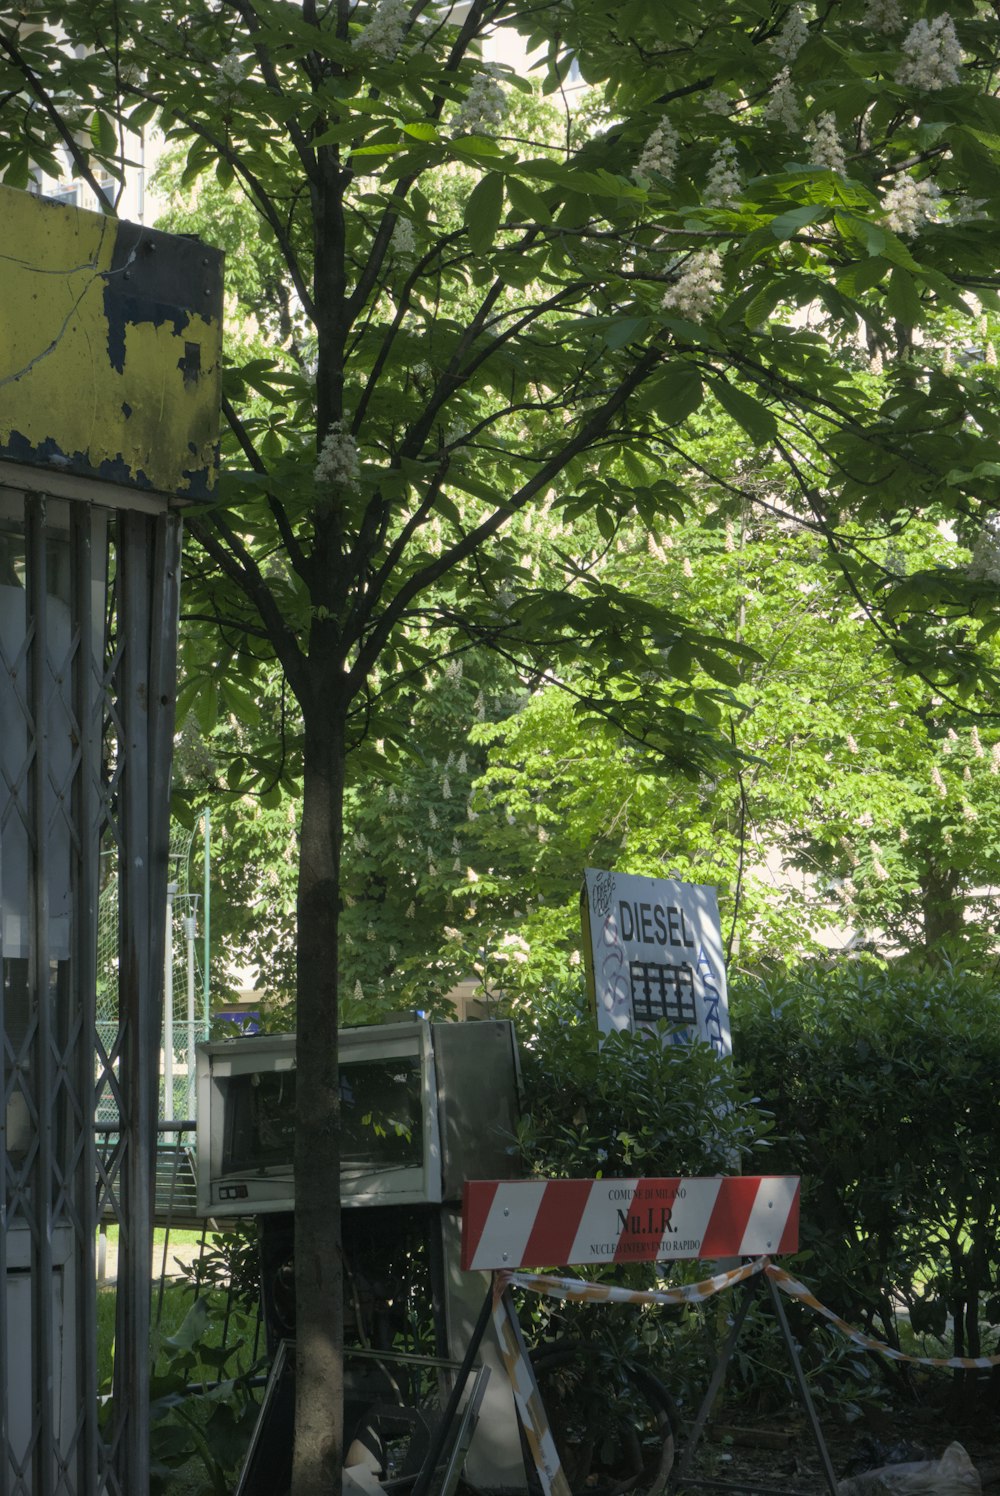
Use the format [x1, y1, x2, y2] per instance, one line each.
[196, 1017, 527, 1492]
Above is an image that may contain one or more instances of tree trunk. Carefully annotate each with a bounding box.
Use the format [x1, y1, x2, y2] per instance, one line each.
[290, 689, 348, 1496]
[922, 862, 963, 959]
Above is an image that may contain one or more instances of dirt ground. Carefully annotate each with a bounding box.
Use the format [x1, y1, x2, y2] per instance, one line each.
[96, 1230, 205, 1285]
[680, 1400, 1000, 1493]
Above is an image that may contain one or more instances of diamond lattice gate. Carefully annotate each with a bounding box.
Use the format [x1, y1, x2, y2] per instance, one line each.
[0, 185, 222, 1496]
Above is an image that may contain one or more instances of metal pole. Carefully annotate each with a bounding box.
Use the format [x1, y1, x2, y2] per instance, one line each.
[184, 912, 197, 1117]
[763, 1270, 840, 1495]
[411, 1279, 495, 1496]
[27, 494, 55, 1496]
[670, 1271, 762, 1493]
[163, 881, 177, 1121]
[202, 808, 211, 1035]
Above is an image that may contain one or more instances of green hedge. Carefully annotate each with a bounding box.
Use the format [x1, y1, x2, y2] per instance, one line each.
[732, 958, 1000, 1358]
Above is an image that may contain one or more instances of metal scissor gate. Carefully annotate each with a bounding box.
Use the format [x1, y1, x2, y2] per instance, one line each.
[0, 184, 222, 1496]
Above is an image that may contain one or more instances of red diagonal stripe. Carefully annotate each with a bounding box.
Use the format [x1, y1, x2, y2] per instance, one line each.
[461, 1180, 500, 1271]
[700, 1176, 760, 1258]
[521, 1179, 594, 1269]
[776, 1180, 800, 1255]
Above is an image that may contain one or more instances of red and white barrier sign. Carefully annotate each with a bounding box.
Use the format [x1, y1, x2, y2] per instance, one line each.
[461, 1176, 800, 1272]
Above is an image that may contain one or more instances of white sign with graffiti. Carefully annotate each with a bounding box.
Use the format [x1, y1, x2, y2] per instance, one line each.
[582, 869, 731, 1056]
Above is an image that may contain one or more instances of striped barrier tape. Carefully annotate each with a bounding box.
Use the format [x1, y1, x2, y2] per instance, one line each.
[502, 1259, 765, 1307]
[491, 1283, 572, 1496]
[502, 1260, 1000, 1370]
[766, 1264, 1000, 1371]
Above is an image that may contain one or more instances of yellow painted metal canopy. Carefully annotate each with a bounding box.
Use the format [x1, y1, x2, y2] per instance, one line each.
[0, 185, 223, 500]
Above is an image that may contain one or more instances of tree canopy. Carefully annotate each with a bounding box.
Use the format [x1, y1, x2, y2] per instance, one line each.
[6, 1, 1000, 1491]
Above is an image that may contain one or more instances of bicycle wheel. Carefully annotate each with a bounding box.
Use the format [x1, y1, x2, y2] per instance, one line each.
[527, 1339, 677, 1496]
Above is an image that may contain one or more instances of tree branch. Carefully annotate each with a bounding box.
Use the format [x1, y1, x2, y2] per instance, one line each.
[0, 28, 115, 212]
[347, 342, 663, 687]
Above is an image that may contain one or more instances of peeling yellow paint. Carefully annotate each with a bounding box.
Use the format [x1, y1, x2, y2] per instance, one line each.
[0, 185, 222, 498]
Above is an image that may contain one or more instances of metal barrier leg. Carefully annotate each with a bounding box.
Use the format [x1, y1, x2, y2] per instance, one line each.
[670, 1271, 761, 1492]
[764, 1270, 839, 1496]
[410, 1279, 495, 1496]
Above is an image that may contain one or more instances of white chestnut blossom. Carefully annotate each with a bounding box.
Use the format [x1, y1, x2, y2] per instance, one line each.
[951, 193, 989, 224]
[763, 68, 800, 131]
[702, 90, 733, 115]
[496, 933, 530, 965]
[391, 217, 416, 257]
[704, 140, 742, 206]
[770, 4, 809, 63]
[882, 174, 939, 235]
[634, 118, 679, 182]
[118, 55, 145, 88]
[454, 65, 508, 136]
[969, 513, 1000, 584]
[314, 421, 360, 489]
[863, 0, 903, 32]
[218, 49, 249, 91]
[662, 248, 723, 320]
[352, 0, 409, 60]
[807, 112, 846, 173]
[897, 15, 963, 91]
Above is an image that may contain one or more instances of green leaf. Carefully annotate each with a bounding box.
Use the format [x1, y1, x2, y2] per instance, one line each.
[769, 204, 828, 242]
[194, 681, 218, 736]
[885, 267, 922, 328]
[835, 256, 889, 297]
[505, 175, 553, 226]
[90, 110, 117, 156]
[464, 171, 504, 254]
[621, 449, 648, 485]
[402, 121, 440, 142]
[649, 365, 704, 425]
[349, 142, 404, 158]
[604, 316, 650, 350]
[128, 98, 159, 132]
[709, 379, 778, 443]
[594, 507, 616, 541]
[451, 135, 506, 161]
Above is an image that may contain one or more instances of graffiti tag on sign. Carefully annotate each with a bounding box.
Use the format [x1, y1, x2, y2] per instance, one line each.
[581, 869, 731, 1055]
